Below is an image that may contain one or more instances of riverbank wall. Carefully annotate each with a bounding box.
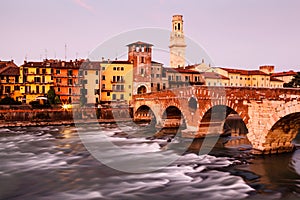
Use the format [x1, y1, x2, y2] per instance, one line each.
[0, 107, 133, 128]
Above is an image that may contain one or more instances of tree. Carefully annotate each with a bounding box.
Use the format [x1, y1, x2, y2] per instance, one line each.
[0, 97, 21, 105]
[284, 72, 300, 88]
[47, 88, 57, 104]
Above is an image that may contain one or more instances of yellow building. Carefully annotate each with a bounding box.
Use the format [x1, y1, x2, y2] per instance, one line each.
[0, 60, 22, 101]
[20, 60, 54, 103]
[100, 60, 133, 104]
[214, 67, 280, 87]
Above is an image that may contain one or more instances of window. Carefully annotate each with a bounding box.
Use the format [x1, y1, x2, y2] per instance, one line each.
[231, 76, 233, 79]
[79, 70, 83, 76]
[69, 88, 72, 94]
[42, 86, 45, 94]
[112, 94, 117, 100]
[36, 85, 40, 93]
[102, 67, 105, 70]
[262, 78, 264, 80]
[95, 79, 99, 84]
[102, 75, 105, 80]
[56, 69, 60, 74]
[96, 70, 98, 75]
[58, 87, 61, 92]
[84, 71, 87, 75]
[51, 69, 54, 74]
[36, 68, 40, 74]
[141, 57, 145, 63]
[163, 83, 166, 90]
[42, 69, 46, 74]
[102, 84, 105, 89]
[94, 89, 100, 95]
[107, 92, 110, 96]
[113, 67, 116, 71]
[121, 67, 124, 71]
[128, 85, 131, 89]
[14, 86, 20, 91]
[141, 68, 144, 74]
[34, 77, 41, 83]
[120, 94, 124, 100]
[156, 74, 160, 78]
[68, 79, 73, 85]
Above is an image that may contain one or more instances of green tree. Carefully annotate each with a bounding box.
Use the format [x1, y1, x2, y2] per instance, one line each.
[284, 72, 300, 88]
[0, 97, 21, 105]
[47, 88, 57, 104]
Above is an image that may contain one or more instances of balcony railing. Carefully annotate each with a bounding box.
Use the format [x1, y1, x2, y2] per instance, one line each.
[111, 80, 125, 83]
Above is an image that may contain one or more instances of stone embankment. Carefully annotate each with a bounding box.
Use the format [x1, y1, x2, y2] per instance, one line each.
[0, 107, 133, 128]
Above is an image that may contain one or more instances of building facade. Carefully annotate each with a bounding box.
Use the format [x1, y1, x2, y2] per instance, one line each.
[100, 60, 133, 104]
[20, 60, 54, 103]
[0, 60, 21, 101]
[127, 41, 153, 95]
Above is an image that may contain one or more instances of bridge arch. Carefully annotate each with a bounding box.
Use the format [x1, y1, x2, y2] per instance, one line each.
[161, 105, 187, 129]
[134, 105, 157, 126]
[263, 112, 300, 153]
[198, 104, 248, 136]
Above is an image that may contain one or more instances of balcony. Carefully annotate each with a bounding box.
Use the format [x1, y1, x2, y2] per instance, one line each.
[111, 80, 125, 83]
[101, 88, 113, 92]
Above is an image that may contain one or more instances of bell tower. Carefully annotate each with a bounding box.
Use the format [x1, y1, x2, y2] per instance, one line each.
[169, 15, 186, 68]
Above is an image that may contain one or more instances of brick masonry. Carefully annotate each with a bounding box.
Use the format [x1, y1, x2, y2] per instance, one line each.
[132, 86, 300, 154]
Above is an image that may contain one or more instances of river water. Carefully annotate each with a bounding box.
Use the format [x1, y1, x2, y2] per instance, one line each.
[0, 123, 300, 200]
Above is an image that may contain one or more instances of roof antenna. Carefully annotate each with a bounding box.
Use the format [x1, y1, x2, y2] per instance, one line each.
[64, 44, 67, 61]
[45, 49, 48, 59]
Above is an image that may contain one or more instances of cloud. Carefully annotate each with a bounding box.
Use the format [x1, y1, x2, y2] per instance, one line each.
[73, 0, 94, 13]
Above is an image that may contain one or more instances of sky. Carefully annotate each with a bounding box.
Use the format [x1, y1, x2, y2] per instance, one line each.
[1, 0, 300, 71]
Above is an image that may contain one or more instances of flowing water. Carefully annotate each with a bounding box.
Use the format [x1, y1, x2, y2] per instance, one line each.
[0, 123, 300, 200]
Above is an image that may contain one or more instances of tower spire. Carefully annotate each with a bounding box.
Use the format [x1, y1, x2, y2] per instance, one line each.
[169, 15, 186, 68]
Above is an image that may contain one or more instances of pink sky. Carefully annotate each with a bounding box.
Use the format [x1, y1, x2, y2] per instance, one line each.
[1, 0, 299, 71]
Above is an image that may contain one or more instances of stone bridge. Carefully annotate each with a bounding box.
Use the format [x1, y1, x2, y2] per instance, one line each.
[132, 86, 300, 154]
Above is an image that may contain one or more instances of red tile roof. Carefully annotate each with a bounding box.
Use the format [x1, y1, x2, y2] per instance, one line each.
[127, 41, 153, 46]
[270, 77, 284, 82]
[200, 72, 230, 80]
[220, 67, 268, 75]
[271, 70, 297, 77]
[164, 67, 201, 74]
[0, 61, 19, 76]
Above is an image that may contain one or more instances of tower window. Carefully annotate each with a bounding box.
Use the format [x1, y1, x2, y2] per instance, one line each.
[178, 23, 180, 30]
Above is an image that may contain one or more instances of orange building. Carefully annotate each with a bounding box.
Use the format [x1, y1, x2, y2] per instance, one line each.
[52, 59, 84, 104]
